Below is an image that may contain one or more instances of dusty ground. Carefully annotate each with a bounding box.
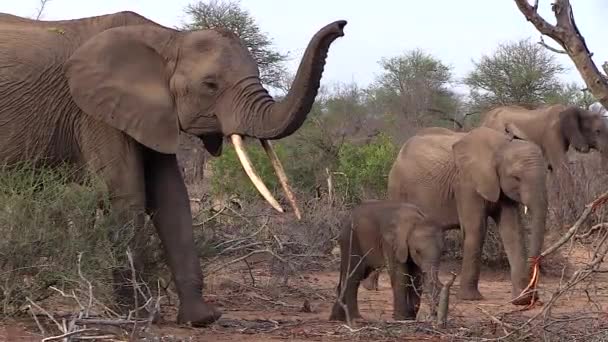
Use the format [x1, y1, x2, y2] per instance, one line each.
[2, 245, 608, 341]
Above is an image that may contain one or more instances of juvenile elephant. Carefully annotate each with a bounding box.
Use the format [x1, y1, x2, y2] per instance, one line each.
[0, 11, 347, 326]
[480, 104, 608, 171]
[329, 200, 450, 322]
[386, 127, 548, 304]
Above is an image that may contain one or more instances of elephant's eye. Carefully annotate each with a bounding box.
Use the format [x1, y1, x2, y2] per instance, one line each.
[202, 80, 219, 93]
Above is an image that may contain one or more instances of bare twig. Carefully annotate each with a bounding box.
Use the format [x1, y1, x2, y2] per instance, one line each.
[41, 328, 101, 342]
[76, 252, 93, 318]
[34, 0, 52, 20]
[26, 298, 63, 332]
[542, 190, 608, 257]
[577, 222, 608, 239]
[436, 272, 457, 328]
[476, 306, 517, 332]
[538, 35, 567, 54]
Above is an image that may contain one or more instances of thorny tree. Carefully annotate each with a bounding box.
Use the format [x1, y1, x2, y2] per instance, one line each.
[464, 38, 566, 110]
[373, 49, 463, 130]
[514, 0, 608, 108]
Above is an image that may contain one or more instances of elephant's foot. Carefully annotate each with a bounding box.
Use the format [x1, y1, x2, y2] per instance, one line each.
[456, 287, 484, 301]
[177, 300, 222, 327]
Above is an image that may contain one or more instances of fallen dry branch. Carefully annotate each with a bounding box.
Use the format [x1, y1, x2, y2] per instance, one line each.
[26, 251, 162, 341]
[542, 190, 608, 257]
[577, 222, 608, 239]
[436, 272, 457, 328]
[514, 0, 608, 107]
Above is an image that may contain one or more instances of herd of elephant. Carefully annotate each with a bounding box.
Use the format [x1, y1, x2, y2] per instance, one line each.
[329, 103, 608, 321]
[0, 11, 606, 328]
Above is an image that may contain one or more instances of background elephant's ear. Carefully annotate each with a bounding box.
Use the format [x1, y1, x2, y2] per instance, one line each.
[65, 27, 178, 154]
[559, 106, 588, 151]
[452, 127, 502, 202]
[505, 122, 530, 141]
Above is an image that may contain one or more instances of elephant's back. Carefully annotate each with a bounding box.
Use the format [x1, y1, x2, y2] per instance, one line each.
[388, 132, 460, 225]
[0, 25, 83, 166]
[480, 105, 549, 130]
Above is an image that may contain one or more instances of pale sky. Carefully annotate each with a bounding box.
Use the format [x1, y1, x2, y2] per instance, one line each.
[2, 0, 607, 94]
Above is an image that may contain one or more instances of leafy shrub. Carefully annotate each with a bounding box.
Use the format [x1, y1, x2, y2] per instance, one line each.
[335, 133, 398, 203]
[0, 163, 124, 316]
[208, 141, 291, 200]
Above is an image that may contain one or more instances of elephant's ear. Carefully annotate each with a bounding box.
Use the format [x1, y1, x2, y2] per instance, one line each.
[64, 27, 178, 154]
[559, 106, 588, 152]
[505, 122, 531, 141]
[452, 127, 502, 203]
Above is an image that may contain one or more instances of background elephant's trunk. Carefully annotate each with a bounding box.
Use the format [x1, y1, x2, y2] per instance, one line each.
[247, 20, 346, 139]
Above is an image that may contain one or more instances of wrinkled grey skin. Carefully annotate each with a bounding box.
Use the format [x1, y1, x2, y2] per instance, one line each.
[0, 11, 346, 326]
[385, 127, 548, 305]
[480, 104, 608, 171]
[329, 200, 448, 322]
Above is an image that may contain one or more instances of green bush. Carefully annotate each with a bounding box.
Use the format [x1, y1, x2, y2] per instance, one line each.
[208, 141, 290, 200]
[335, 133, 398, 203]
[0, 163, 123, 316]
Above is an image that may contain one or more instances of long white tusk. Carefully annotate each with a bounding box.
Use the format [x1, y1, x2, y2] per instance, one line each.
[524, 206, 528, 215]
[230, 134, 284, 213]
[260, 139, 302, 220]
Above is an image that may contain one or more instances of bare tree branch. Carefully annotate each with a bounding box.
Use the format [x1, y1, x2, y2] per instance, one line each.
[538, 35, 567, 54]
[514, 0, 608, 107]
[34, 0, 52, 20]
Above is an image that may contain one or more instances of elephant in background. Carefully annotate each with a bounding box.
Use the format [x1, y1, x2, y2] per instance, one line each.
[329, 200, 450, 322]
[386, 127, 548, 304]
[479, 104, 608, 171]
[0, 11, 347, 326]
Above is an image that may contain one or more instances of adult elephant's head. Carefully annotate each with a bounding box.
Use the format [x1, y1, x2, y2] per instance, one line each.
[64, 20, 347, 218]
[558, 106, 608, 156]
[453, 127, 548, 258]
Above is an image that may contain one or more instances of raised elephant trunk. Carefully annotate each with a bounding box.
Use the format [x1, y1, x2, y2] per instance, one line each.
[228, 20, 347, 219]
[251, 20, 346, 139]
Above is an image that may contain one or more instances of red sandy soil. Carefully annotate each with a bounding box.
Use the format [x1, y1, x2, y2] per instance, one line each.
[2, 246, 608, 341]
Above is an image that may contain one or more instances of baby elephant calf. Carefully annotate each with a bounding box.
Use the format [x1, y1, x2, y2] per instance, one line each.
[329, 200, 448, 322]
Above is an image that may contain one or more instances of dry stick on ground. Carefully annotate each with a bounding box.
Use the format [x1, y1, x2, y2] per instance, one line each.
[28, 251, 160, 341]
[436, 272, 457, 328]
[514, 0, 608, 106]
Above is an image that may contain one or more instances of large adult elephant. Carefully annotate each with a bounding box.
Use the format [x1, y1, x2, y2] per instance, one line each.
[479, 104, 608, 171]
[387, 127, 548, 304]
[0, 11, 347, 326]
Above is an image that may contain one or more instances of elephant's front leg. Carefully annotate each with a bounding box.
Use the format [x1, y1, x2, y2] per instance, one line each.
[389, 262, 420, 320]
[145, 151, 221, 326]
[493, 204, 533, 304]
[455, 190, 487, 300]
